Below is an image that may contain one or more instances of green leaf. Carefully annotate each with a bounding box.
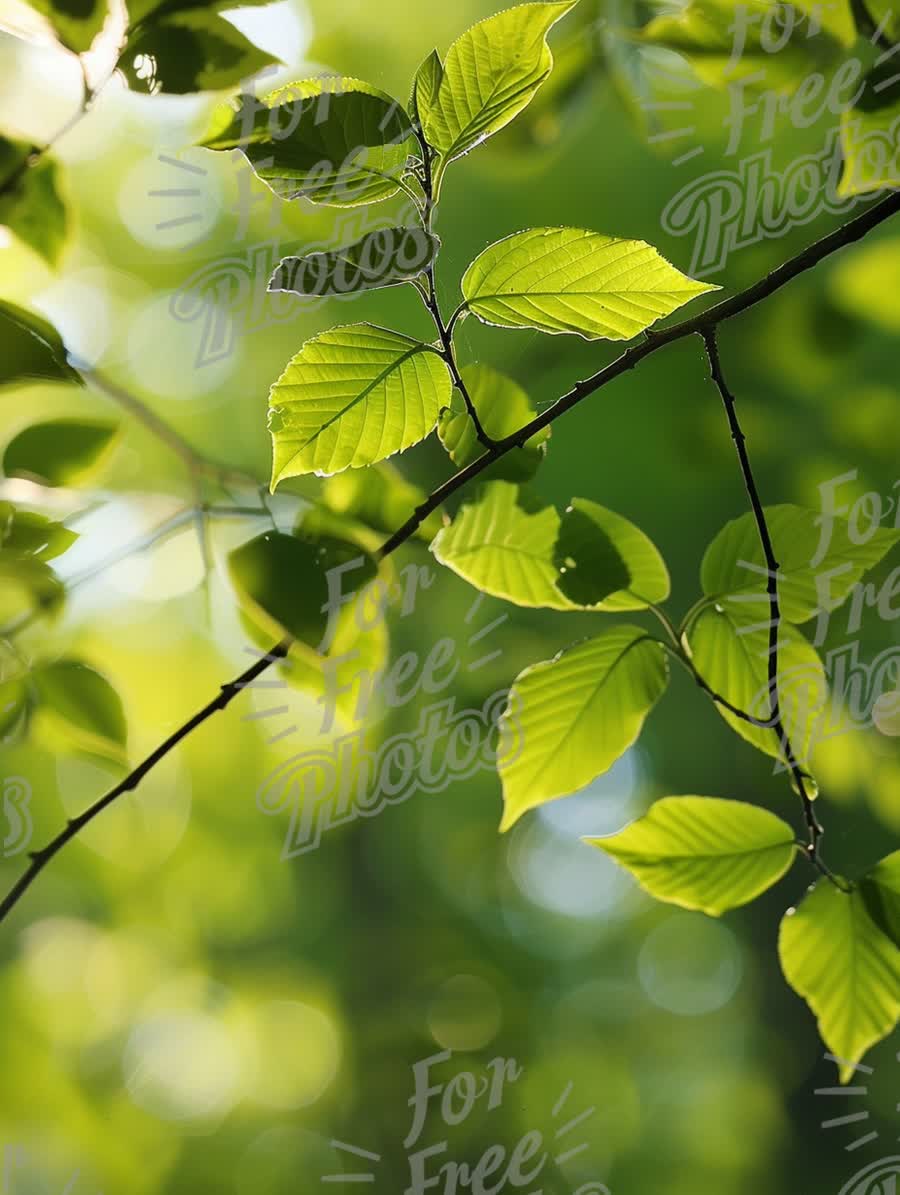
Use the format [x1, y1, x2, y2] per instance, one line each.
[437, 364, 549, 481]
[0, 137, 67, 266]
[32, 659, 127, 764]
[701, 504, 900, 626]
[0, 502, 77, 560]
[0, 299, 81, 389]
[25, 0, 108, 51]
[409, 49, 444, 126]
[422, 2, 577, 164]
[269, 228, 438, 298]
[461, 228, 717, 340]
[321, 462, 443, 543]
[498, 625, 668, 828]
[268, 323, 451, 486]
[228, 529, 376, 647]
[687, 606, 828, 766]
[119, 10, 277, 95]
[0, 555, 64, 626]
[554, 498, 670, 610]
[126, 0, 279, 22]
[198, 78, 414, 205]
[861, 850, 900, 949]
[586, 796, 797, 915]
[3, 419, 119, 487]
[779, 879, 900, 1083]
[839, 63, 900, 196]
[430, 480, 576, 609]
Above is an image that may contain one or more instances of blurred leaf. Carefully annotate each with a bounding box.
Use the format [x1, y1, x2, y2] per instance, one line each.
[840, 62, 900, 195]
[586, 796, 797, 915]
[268, 324, 451, 486]
[461, 227, 717, 339]
[119, 10, 278, 95]
[498, 624, 668, 828]
[829, 237, 900, 333]
[437, 363, 549, 481]
[3, 419, 119, 486]
[779, 879, 900, 1083]
[687, 606, 828, 766]
[198, 78, 414, 205]
[701, 504, 900, 625]
[861, 850, 900, 948]
[0, 502, 77, 560]
[25, 0, 108, 51]
[228, 529, 377, 647]
[127, 0, 277, 21]
[431, 480, 577, 609]
[422, 1, 577, 165]
[555, 498, 670, 609]
[409, 48, 443, 125]
[32, 659, 127, 764]
[269, 228, 438, 297]
[0, 555, 64, 626]
[0, 299, 81, 388]
[321, 462, 443, 543]
[0, 137, 67, 266]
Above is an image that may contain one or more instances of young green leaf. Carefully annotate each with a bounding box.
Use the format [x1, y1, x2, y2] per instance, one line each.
[268, 324, 451, 486]
[228, 529, 376, 647]
[687, 606, 828, 766]
[25, 0, 108, 51]
[321, 462, 443, 543]
[198, 78, 414, 205]
[779, 880, 900, 1083]
[3, 420, 119, 487]
[431, 481, 578, 609]
[554, 498, 670, 609]
[861, 850, 900, 949]
[461, 228, 717, 339]
[0, 137, 67, 266]
[409, 49, 444, 126]
[422, 2, 577, 165]
[0, 300, 81, 389]
[31, 659, 127, 764]
[839, 64, 900, 196]
[269, 228, 438, 298]
[0, 503, 77, 561]
[498, 625, 668, 829]
[119, 11, 278, 95]
[587, 797, 797, 915]
[437, 364, 549, 480]
[701, 504, 900, 626]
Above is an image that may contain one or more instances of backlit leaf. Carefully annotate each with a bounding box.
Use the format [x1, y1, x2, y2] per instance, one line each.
[0, 300, 81, 389]
[0, 137, 67, 266]
[3, 419, 119, 487]
[26, 0, 108, 51]
[861, 850, 900, 949]
[554, 498, 670, 610]
[32, 659, 127, 764]
[437, 364, 549, 480]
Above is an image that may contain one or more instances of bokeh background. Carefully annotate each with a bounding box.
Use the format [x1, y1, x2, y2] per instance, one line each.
[0, 0, 899, 1190]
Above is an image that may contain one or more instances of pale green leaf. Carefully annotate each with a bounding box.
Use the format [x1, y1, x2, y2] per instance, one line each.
[498, 625, 668, 828]
[587, 796, 797, 916]
[779, 879, 900, 1082]
[409, 49, 444, 125]
[0, 300, 81, 389]
[461, 227, 717, 340]
[437, 363, 549, 480]
[4, 419, 119, 487]
[430, 480, 577, 609]
[701, 504, 900, 626]
[198, 78, 414, 205]
[269, 228, 438, 297]
[555, 498, 670, 610]
[32, 659, 127, 764]
[268, 323, 452, 486]
[422, 2, 577, 164]
[321, 462, 443, 543]
[687, 605, 828, 766]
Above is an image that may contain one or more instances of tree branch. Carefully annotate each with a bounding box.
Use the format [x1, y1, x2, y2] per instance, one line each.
[3, 192, 898, 924]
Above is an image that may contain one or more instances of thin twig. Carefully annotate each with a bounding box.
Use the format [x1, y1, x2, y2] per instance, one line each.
[3, 192, 899, 924]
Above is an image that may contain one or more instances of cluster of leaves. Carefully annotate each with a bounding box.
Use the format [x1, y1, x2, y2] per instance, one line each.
[2, 0, 899, 1082]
